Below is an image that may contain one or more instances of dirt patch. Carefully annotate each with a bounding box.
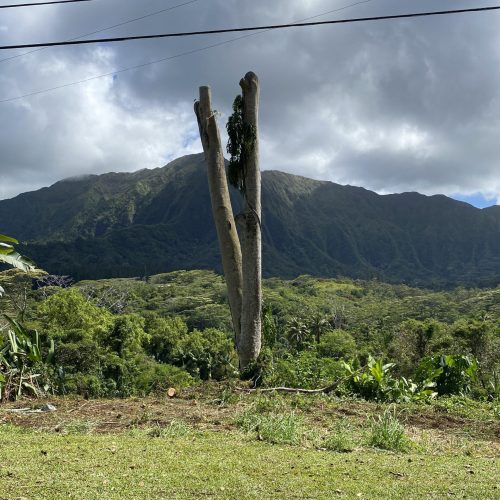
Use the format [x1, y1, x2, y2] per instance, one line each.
[0, 396, 235, 433]
[406, 412, 499, 440]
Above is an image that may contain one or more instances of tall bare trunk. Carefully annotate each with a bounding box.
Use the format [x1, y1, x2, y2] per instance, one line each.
[194, 74, 262, 372]
[239, 71, 262, 369]
[194, 87, 243, 346]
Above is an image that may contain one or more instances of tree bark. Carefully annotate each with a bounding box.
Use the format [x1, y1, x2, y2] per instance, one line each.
[194, 87, 243, 347]
[238, 71, 262, 369]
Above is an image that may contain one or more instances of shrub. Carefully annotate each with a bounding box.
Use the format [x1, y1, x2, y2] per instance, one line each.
[61, 373, 111, 398]
[416, 354, 479, 396]
[264, 351, 343, 389]
[389, 319, 444, 376]
[135, 361, 195, 395]
[37, 288, 113, 342]
[317, 330, 357, 359]
[173, 328, 236, 380]
[145, 315, 187, 363]
[55, 339, 101, 373]
[104, 314, 150, 357]
[341, 356, 437, 402]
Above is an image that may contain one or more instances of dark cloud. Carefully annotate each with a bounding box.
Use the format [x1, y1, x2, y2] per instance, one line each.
[0, 0, 499, 205]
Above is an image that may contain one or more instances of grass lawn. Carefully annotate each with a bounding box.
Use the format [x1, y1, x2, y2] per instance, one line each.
[0, 393, 498, 499]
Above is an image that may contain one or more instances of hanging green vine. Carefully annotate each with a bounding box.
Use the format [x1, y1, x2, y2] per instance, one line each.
[226, 95, 256, 195]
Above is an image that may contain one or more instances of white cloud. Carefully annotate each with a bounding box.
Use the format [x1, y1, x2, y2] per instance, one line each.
[0, 0, 499, 206]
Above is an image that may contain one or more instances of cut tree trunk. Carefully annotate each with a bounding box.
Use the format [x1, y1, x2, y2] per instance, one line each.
[194, 87, 243, 347]
[194, 74, 262, 372]
[238, 72, 262, 369]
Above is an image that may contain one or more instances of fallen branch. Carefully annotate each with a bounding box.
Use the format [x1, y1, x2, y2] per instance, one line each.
[236, 379, 343, 395]
[235, 367, 363, 394]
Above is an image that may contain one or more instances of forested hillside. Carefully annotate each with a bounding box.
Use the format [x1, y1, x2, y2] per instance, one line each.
[2, 154, 500, 286]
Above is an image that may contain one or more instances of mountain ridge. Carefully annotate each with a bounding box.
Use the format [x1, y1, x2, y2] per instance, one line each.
[2, 153, 500, 287]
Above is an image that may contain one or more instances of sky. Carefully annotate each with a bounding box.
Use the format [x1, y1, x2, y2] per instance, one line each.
[0, 0, 499, 207]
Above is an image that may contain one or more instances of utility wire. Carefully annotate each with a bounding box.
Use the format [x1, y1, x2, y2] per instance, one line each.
[0, 5, 499, 50]
[0, 0, 379, 103]
[4, 0, 493, 104]
[0, 0, 200, 64]
[0, 0, 92, 8]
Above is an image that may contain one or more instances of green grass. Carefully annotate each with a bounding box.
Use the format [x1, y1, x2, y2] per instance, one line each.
[234, 410, 304, 445]
[0, 424, 498, 499]
[368, 407, 412, 452]
[322, 419, 356, 452]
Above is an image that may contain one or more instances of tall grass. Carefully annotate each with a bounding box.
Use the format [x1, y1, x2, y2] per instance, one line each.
[234, 409, 304, 445]
[368, 407, 411, 452]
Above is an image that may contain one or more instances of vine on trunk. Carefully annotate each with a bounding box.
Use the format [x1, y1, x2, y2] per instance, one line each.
[226, 95, 256, 195]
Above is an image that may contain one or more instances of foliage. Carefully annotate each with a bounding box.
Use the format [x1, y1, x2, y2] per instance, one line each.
[285, 317, 311, 351]
[2, 268, 498, 401]
[317, 330, 357, 359]
[145, 315, 188, 363]
[488, 370, 500, 400]
[0, 234, 37, 273]
[172, 328, 236, 380]
[37, 288, 114, 342]
[226, 95, 256, 194]
[0, 315, 54, 400]
[135, 361, 194, 395]
[263, 350, 343, 389]
[341, 356, 437, 403]
[415, 354, 479, 396]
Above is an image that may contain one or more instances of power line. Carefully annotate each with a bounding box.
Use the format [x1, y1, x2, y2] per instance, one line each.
[0, 0, 93, 8]
[0, 0, 200, 64]
[0, 5, 499, 50]
[0, 0, 379, 103]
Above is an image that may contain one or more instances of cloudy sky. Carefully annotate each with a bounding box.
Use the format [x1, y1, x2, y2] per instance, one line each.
[0, 0, 499, 207]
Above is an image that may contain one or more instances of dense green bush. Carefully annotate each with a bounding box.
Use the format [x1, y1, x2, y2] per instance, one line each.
[144, 315, 188, 363]
[388, 319, 443, 376]
[317, 330, 357, 359]
[264, 351, 343, 389]
[172, 328, 236, 380]
[33, 289, 201, 396]
[134, 361, 195, 395]
[415, 354, 479, 396]
[37, 288, 113, 342]
[341, 356, 437, 403]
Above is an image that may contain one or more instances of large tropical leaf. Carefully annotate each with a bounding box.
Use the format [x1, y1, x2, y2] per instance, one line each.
[0, 242, 14, 255]
[0, 250, 36, 272]
[0, 233, 38, 272]
[0, 234, 18, 245]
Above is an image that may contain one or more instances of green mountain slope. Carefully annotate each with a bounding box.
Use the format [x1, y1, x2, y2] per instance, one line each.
[1, 154, 500, 286]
